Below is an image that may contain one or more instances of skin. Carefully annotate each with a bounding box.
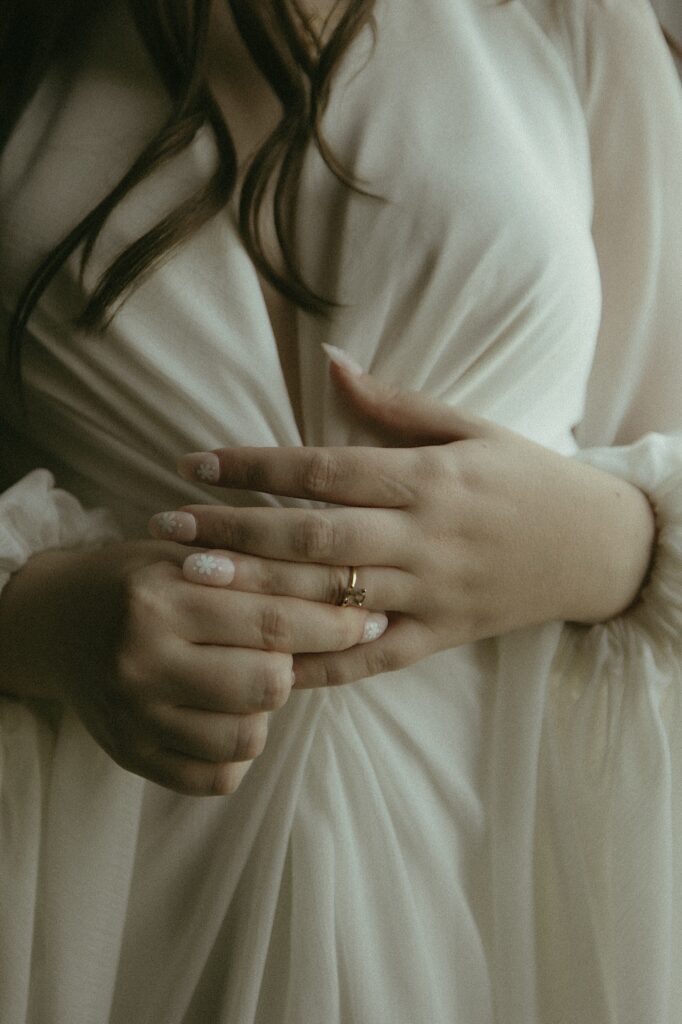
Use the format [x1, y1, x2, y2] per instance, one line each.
[0, 534, 383, 795]
[0, 2, 657, 795]
[0, 367, 655, 797]
[163, 359, 657, 690]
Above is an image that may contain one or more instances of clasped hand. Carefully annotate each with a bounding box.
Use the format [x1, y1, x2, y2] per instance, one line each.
[153, 360, 640, 691]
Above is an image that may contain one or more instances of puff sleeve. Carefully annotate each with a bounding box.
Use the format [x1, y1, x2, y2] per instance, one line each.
[0, 469, 121, 599]
[531, 3, 682, 1018]
[561, 0, 682, 689]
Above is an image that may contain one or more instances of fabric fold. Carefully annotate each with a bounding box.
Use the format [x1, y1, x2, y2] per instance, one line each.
[532, 430, 682, 1021]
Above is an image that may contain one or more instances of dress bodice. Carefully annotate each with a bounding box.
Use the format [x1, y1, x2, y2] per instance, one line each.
[0, 0, 599, 533]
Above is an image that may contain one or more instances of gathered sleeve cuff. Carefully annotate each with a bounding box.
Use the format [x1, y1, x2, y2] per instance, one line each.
[524, 431, 682, 1018]
[0, 469, 122, 597]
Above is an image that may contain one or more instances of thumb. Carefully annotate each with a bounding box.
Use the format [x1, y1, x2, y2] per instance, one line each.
[322, 343, 492, 445]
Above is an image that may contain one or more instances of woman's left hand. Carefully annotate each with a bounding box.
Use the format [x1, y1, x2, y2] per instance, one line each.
[153, 359, 655, 689]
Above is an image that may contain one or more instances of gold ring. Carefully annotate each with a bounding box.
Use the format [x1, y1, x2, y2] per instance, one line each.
[339, 566, 367, 607]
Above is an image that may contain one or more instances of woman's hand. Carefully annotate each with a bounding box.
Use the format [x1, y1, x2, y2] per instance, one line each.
[0, 537, 385, 793]
[162, 356, 656, 689]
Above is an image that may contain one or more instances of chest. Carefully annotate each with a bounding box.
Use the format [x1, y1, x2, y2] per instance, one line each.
[205, 5, 308, 429]
[1, 0, 599, 458]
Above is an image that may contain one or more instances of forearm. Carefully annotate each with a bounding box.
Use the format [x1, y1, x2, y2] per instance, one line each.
[0, 468, 124, 699]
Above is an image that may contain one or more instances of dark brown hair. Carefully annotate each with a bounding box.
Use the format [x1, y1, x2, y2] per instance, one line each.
[1, 0, 377, 393]
[1, 1, 680, 395]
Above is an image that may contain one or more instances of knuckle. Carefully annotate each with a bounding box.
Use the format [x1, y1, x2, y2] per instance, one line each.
[293, 513, 337, 561]
[124, 572, 163, 628]
[258, 604, 291, 651]
[120, 571, 177, 656]
[242, 460, 268, 493]
[113, 645, 150, 699]
[213, 514, 249, 551]
[381, 470, 418, 506]
[210, 762, 247, 797]
[316, 656, 346, 688]
[413, 446, 449, 485]
[235, 713, 268, 761]
[363, 644, 399, 678]
[444, 446, 486, 494]
[113, 635, 175, 703]
[298, 451, 340, 499]
[258, 658, 294, 710]
[255, 557, 279, 595]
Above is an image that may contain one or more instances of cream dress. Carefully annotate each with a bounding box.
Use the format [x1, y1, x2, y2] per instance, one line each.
[1, 0, 682, 1021]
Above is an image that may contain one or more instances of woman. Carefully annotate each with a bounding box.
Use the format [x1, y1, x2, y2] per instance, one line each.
[1, 0, 681, 1020]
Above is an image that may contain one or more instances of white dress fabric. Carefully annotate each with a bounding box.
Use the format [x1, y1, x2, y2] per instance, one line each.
[1, 0, 682, 1020]
[653, 0, 682, 55]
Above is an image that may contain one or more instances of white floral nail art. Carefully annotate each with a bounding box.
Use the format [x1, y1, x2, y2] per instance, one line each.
[196, 462, 218, 483]
[193, 554, 219, 576]
[157, 512, 179, 535]
[362, 619, 386, 643]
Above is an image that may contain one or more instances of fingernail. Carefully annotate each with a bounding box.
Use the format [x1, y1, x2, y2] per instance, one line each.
[183, 552, 236, 585]
[177, 452, 220, 484]
[360, 613, 389, 644]
[321, 343, 364, 376]
[149, 510, 197, 542]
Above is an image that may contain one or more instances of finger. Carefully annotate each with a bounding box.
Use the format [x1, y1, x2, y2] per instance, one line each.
[177, 587, 389, 653]
[153, 706, 269, 764]
[177, 446, 421, 507]
[182, 550, 414, 613]
[177, 505, 408, 566]
[291, 616, 428, 689]
[324, 352, 497, 444]
[162, 645, 295, 714]
[138, 749, 253, 797]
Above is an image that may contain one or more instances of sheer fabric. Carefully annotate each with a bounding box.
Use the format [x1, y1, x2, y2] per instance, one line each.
[1, 0, 681, 1020]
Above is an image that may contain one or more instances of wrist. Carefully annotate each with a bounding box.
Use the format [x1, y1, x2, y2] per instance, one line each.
[567, 474, 657, 626]
[0, 548, 88, 700]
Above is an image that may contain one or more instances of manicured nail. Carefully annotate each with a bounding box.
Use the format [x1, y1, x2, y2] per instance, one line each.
[148, 510, 197, 542]
[177, 452, 220, 484]
[183, 552, 236, 585]
[360, 613, 389, 644]
[321, 343, 364, 376]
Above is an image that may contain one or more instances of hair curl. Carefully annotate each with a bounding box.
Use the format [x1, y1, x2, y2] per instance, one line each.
[0, 0, 377, 393]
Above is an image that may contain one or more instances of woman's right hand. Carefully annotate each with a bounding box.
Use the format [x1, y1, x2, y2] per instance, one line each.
[0, 539, 375, 795]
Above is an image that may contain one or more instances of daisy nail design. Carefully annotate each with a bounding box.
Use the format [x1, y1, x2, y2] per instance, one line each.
[157, 512, 178, 535]
[196, 462, 219, 483]
[194, 554, 219, 576]
[177, 452, 221, 484]
[360, 614, 389, 644]
[183, 552, 236, 586]
[148, 510, 197, 542]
